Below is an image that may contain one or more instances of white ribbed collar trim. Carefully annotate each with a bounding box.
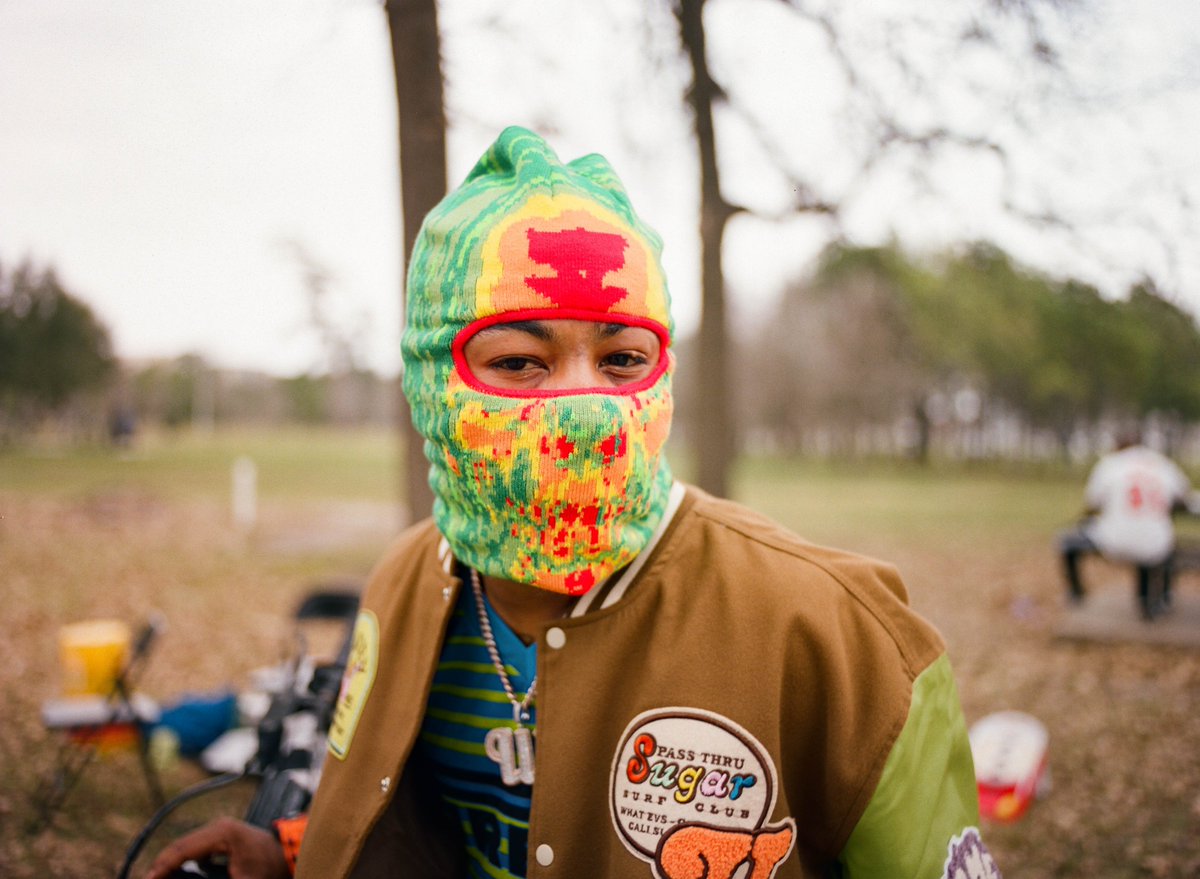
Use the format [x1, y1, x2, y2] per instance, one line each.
[569, 479, 686, 618]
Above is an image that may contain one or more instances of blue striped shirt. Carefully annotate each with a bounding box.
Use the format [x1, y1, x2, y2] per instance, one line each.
[417, 583, 536, 878]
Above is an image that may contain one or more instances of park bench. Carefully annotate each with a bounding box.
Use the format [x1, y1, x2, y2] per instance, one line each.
[1064, 537, 1200, 621]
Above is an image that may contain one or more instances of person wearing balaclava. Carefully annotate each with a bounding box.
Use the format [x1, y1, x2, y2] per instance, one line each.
[146, 128, 999, 879]
[401, 125, 676, 598]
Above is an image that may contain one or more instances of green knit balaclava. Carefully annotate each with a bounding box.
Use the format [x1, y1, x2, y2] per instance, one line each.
[402, 127, 674, 595]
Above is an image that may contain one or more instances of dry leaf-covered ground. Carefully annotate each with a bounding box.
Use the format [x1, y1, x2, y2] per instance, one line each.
[2, 450, 1198, 878]
[0, 488, 396, 878]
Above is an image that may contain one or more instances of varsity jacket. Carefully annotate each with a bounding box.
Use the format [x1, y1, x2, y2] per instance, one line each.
[297, 485, 997, 879]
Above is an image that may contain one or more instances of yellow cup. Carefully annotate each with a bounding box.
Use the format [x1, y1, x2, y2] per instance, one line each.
[58, 619, 131, 697]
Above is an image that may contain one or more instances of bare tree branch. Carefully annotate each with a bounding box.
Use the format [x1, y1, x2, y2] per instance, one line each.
[718, 0, 1082, 238]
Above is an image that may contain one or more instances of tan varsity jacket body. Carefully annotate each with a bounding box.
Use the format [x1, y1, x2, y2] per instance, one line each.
[297, 485, 992, 879]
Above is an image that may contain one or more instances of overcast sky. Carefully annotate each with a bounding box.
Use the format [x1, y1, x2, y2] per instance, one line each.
[2, 0, 1198, 376]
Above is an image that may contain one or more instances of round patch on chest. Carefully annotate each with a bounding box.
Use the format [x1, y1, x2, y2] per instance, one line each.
[609, 708, 778, 860]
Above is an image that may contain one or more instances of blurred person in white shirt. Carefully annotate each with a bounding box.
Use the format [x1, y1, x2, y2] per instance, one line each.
[1060, 429, 1196, 619]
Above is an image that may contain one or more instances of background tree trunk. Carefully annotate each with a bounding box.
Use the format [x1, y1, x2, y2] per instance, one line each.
[675, 0, 738, 499]
[385, 0, 446, 523]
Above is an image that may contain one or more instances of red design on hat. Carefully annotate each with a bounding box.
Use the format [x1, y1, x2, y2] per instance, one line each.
[525, 227, 629, 311]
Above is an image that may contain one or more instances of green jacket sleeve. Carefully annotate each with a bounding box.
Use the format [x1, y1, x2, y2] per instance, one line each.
[837, 653, 1002, 878]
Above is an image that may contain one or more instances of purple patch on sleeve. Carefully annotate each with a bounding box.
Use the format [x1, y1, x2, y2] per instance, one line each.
[943, 827, 1002, 879]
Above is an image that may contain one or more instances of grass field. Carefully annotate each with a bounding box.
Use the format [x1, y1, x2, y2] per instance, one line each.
[2, 428, 1198, 877]
[0, 427, 403, 503]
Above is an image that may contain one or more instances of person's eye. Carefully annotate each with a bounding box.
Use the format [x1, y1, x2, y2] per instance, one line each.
[491, 356, 542, 373]
[600, 350, 655, 385]
[602, 352, 647, 369]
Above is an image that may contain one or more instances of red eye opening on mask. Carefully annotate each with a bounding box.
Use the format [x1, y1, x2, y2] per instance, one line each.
[451, 309, 671, 398]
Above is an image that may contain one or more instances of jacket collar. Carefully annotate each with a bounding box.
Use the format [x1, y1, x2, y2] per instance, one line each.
[569, 479, 687, 617]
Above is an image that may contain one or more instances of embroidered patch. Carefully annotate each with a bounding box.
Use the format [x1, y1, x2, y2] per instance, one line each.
[610, 708, 796, 879]
[943, 827, 1002, 879]
[327, 609, 379, 760]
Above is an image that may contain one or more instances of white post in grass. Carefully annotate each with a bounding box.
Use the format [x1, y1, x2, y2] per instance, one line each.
[232, 456, 258, 530]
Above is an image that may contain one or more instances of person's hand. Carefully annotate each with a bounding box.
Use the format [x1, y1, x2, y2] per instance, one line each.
[143, 817, 289, 879]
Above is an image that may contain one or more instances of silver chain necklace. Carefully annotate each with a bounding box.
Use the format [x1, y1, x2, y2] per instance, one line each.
[469, 568, 536, 786]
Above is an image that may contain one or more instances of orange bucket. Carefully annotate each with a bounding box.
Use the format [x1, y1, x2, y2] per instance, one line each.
[58, 619, 131, 697]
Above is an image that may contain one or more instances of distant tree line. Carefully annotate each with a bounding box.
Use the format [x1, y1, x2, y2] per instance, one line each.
[7, 249, 1200, 464]
[690, 242, 1200, 463]
[0, 257, 395, 446]
[0, 259, 116, 441]
[127, 355, 395, 432]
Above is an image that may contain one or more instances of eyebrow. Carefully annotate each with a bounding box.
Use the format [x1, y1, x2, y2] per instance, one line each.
[474, 320, 636, 341]
[476, 320, 552, 340]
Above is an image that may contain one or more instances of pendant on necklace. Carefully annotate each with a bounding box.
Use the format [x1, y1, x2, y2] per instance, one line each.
[485, 724, 535, 786]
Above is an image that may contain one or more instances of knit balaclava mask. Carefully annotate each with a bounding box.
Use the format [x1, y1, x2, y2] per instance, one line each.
[402, 127, 674, 595]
